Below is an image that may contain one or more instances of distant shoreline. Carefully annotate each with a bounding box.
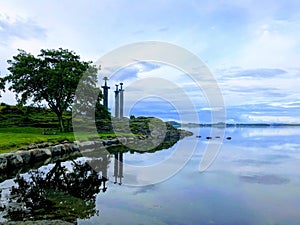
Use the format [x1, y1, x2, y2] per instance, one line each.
[168, 121, 300, 128]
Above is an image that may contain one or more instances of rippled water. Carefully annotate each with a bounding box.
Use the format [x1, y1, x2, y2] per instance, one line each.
[1, 127, 300, 225]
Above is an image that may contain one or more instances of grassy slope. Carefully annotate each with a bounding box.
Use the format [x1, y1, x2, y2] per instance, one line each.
[0, 105, 182, 153]
[0, 105, 115, 153]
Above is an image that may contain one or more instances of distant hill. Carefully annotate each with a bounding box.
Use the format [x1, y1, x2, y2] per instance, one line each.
[168, 120, 300, 128]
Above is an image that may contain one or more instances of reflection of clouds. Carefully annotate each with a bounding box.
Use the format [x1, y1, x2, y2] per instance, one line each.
[243, 128, 300, 137]
[240, 174, 289, 185]
[233, 159, 278, 166]
[133, 184, 156, 195]
[119, 138, 197, 186]
[86, 205, 167, 225]
[270, 143, 300, 152]
[233, 153, 291, 168]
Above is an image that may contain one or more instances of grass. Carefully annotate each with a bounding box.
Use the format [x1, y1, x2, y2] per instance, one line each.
[0, 126, 118, 154]
[0, 104, 93, 153]
[0, 104, 172, 154]
[0, 127, 73, 153]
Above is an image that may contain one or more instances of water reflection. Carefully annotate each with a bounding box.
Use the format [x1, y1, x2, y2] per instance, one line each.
[1, 127, 300, 225]
[0, 134, 179, 224]
[240, 174, 290, 185]
[113, 152, 124, 185]
[0, 157, 109, 223]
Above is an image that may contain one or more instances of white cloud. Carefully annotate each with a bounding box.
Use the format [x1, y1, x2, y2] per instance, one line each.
[0, 0, 300, 123]
[236, 19, 300, 68]
[200, 107, 224, 111]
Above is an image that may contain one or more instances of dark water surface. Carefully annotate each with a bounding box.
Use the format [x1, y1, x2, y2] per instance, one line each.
[1, 127, 300, 225]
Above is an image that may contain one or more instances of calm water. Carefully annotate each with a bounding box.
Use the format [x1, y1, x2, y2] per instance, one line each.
[1, 127, 300, 225]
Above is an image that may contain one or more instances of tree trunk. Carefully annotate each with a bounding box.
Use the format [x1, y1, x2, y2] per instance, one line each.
[57, 114, 65, 132]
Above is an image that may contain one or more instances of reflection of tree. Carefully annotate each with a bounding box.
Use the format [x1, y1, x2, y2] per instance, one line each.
[0, 133, 183, 223]
[1, 158, 109, 224]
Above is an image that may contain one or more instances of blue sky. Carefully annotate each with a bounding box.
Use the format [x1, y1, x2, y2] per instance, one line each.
[0, 0, 300, 123]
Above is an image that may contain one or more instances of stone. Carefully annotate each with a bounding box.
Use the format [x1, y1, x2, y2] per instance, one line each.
[78, 141, 95, 150]
[63, 143, 72, 153]
[50, 145, 63, 156]
[5, 153, 23, 168]
[16, 150, 31, 164]
[71, 143, 80, 152]
[29, 148, 52, 161]
[27, 144, 38, 150]
[0, 155, 8, 170]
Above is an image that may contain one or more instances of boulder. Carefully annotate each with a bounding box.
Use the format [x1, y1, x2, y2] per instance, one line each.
[16, 150, 31, 164]
[29, 148, 52, 161]
[0, 155, 8, 170]
[5, 153, 23, 168]
[70, 143, 80, 152]
[63, 143, 73, 153]
[78, 141, 95, 150]
[50, 144, 63, 156]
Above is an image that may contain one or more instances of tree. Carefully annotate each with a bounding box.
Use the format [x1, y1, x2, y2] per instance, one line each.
[3, 48, 100, 131]
[0, 76, 5, 97]
[72, 65, 110, 120]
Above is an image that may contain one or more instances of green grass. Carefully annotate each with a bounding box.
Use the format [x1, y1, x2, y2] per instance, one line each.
[0, 104, 71, 128]
[0, 126, 118, 154]
[0, 105, 171, 154]
[0, 127, 73, 153]
[0, 105, 91, 153]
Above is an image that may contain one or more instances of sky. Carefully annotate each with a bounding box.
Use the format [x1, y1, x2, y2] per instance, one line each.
[0, 0, 300, 123]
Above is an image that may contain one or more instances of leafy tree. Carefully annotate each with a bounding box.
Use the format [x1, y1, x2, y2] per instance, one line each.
[0, 76, 5, 97]
[3, 48, 101, 131]
[72, 65, 110, 121]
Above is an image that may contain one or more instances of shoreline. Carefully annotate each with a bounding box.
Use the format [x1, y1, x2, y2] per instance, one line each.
[0, 129, 193, 180]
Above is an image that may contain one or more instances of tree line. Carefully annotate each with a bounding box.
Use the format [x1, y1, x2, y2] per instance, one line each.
[0, 48, 109, 132]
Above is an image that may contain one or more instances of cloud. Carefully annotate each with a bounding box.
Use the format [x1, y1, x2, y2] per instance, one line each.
[200, 107, 224, 111]
[105, 61, 161, 82]
[1, 0, 300, 124]
[269, 101, 300, 109]
[0, 13, 46, 45]
[236, 19, 300, 68]
[234, 68, 286, 78]
[217, 67, 288, 79]
[111, 66, 140, 81]
[216, 67, 300, 110]
[225, 103, 300, 123]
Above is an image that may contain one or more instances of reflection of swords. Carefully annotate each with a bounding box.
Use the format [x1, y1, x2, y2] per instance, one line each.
[113, 152, 124, 185]
[113, 153, 119, 184]
[73, 41, 226, 186]
[102, 156, 109, 192]
[118, 152, 123, 185]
